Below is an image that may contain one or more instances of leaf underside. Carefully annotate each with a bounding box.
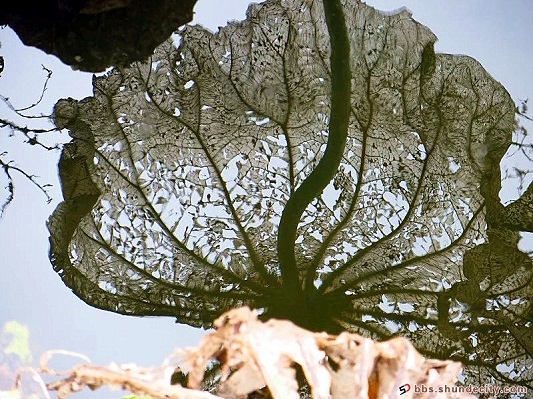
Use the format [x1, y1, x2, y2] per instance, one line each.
[48, 0, 532, 392]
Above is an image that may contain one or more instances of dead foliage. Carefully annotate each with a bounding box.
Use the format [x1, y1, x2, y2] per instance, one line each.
[43, 307, 476, 399]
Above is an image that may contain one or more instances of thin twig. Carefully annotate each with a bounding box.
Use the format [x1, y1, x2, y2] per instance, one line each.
[0, 118, 60, 150]
[0, 156, 53, 207]
[0, 64, 53, 118]
[517, 110, 533, 122]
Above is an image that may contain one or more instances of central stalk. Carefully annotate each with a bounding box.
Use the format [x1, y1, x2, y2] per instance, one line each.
[276, 0, 352, 294]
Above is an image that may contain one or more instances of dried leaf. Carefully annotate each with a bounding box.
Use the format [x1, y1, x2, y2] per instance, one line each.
[186, 307, 476, 399]
[187, 307, 331, 399]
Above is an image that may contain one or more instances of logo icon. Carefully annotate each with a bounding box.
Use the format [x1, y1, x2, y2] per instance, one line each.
[399, 383, 411, 395]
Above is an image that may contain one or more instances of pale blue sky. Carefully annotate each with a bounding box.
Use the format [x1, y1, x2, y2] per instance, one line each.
[0, 1, 531, 397]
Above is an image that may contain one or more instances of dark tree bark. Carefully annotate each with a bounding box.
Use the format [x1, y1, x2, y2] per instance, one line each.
[0, 0, 197, 72]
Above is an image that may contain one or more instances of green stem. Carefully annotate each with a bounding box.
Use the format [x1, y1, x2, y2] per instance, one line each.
[277, 0, 351, 292]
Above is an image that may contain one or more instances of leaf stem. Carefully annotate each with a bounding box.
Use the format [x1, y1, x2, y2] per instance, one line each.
[277, 0, 351, 292]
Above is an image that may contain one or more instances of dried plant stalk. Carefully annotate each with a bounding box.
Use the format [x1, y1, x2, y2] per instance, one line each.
[44, 307, 477, 399]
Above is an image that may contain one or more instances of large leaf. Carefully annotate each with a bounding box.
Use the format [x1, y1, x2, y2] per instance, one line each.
[48, 0, 532, 391]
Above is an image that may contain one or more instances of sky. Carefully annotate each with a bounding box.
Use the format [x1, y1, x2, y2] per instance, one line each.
[0, 1, 532, 397]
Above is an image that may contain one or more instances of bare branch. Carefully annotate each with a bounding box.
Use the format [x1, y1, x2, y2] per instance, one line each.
[0, 155, 53, 216]
[0, 64, 53, 118]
